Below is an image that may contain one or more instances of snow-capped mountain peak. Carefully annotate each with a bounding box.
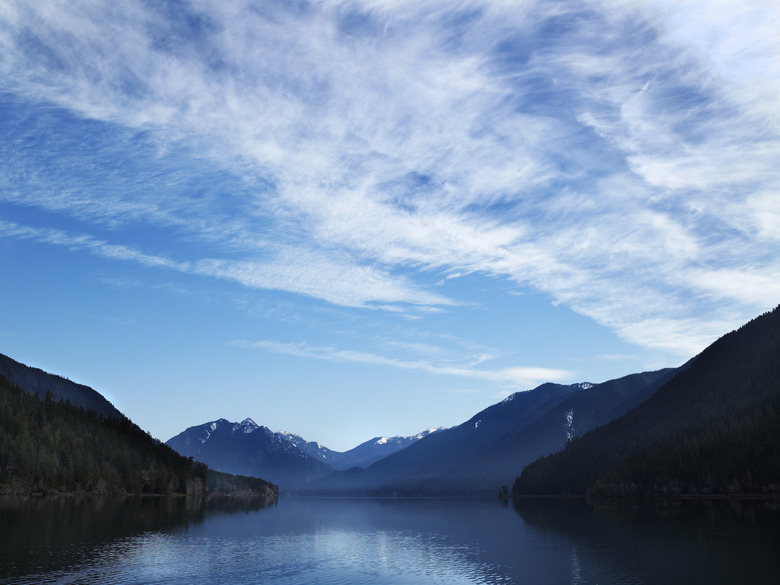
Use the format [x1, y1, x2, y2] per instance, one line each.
[237, 418, 259, 433]
[414, 427, 444, 440]
[192, 417, 262, 444]
[165, 417, 331, 490]
[277, 427, 447, 471]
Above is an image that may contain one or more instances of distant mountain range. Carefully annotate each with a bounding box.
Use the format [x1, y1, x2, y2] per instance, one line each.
[277, 428, 443, 471]
[165, 369, 678, 495]
[166, 418, 443, 489]
[5, 304, 778, 499]
[303, 372, 676, 496]
[164, 307, 780, 497]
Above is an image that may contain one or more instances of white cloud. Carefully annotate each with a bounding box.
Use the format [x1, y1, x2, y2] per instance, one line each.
[233, 338, 572, 388]
[1, 0, 779, 359]
[0, 219, 447, 309]
[191, 250, 453, 309]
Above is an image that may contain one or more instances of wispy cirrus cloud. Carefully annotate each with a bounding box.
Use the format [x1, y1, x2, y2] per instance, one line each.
[1, 0, 779, 359]
[232, 338, 572, 387]
[0, 220, 448, 309]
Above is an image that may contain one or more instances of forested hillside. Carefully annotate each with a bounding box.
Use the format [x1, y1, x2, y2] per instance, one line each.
[0, 353, 123, 420]
[514, 305, 780, 497]
[0, 374, 277, 498]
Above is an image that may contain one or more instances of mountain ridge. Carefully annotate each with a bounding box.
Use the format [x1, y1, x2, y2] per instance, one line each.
[166, 417, 444, 489]
[0, 353, 123, 420]
[303, 371, 675, 496]
[0, 370, 277, 498]
[513, 305, 780, 497]
[165, 368, 676, 496]
[279, 428, 445, 471]
[166, 418, 332, 490]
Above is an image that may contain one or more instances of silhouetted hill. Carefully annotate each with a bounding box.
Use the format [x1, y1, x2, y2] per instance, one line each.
[0, 355, 278, 498]
[514, 305, 780, 497]
[0, 373, 277, 497]
[0, 353, 123, 420]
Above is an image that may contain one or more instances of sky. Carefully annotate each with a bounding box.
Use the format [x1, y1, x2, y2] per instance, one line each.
[1, 0, 779, 451]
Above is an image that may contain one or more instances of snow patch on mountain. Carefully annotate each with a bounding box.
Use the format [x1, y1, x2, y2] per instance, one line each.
[502, 382, 593, 405]
[564, 408, 575, 442]
[372, 428, 444, 447]
[200, 421, 219, 444]
[414, 428, 443, 440]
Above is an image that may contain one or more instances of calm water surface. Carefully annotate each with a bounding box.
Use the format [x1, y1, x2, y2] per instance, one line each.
[2, 496, 779, 584]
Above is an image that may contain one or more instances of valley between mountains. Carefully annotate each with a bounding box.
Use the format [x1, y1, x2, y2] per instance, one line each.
[2, 305, 779, 498]
[165, 372, 676, 496]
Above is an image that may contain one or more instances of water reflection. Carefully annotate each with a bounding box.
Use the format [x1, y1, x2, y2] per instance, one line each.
[0, 495, 275, 583]
[513, 497, 780, 584]
[173, 498, 521, 584]
[2, 496, 779, 585]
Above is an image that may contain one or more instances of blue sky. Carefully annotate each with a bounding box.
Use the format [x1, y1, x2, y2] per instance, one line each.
[1, 0, 779, 451]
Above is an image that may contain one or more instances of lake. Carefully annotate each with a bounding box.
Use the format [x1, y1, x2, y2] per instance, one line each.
[1, 496, 778, 584]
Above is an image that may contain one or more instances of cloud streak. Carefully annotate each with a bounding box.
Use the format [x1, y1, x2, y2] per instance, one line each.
[1, 0, 779, 358]
[0, 219, 448, 309]
[232, 338, 573, 388]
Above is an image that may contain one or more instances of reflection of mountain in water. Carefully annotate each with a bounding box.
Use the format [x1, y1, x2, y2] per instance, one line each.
[2, 497, 778, 585]
[513, 498, 780, 584]
[0, 496, 276, 580]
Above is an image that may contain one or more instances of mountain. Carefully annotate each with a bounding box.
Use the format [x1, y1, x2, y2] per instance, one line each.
[0, 353, 123, 420]
[276, 431, 341, 467]
[280, 428, 444, 470]
[0, 370, 277, 498]
[331, 429, 445, 470]
[166, 418, 331, 490]
[462, 368, 680, 491]
[307, 370, 675, 496]
[513, 305, 780, 497]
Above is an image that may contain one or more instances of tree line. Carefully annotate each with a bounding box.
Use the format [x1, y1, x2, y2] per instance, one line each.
[0, 374, 277, 498]
[513, 305, 780, 498]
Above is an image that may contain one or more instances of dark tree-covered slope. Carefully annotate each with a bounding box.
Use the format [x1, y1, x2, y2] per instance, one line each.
[514, 305, 780, 497]
[0, 374, 277, 498]
[0, 353, 123, 420]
